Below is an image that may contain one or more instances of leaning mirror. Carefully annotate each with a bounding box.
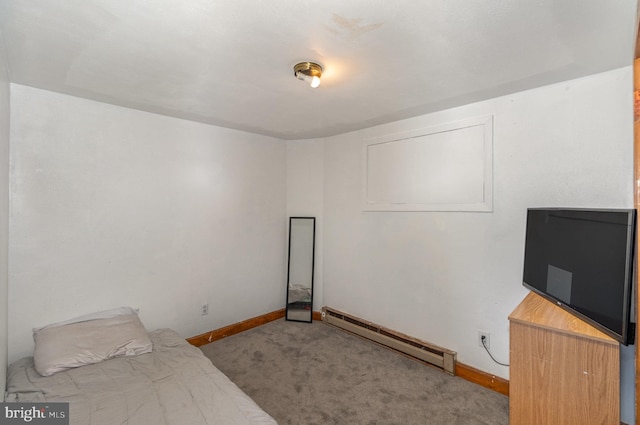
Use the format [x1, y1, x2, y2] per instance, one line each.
[285, 217, 315, 323]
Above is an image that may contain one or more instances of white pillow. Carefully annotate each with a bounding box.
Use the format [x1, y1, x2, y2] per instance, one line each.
[33, 306, 141, 332]
[33, 308, 153, 377]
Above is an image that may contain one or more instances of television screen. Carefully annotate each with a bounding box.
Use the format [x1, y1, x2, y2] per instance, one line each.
[523, 208, 636, 345]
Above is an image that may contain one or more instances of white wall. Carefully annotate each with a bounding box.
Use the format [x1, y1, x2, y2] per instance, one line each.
[286, 139, 324, 310]
[0, 28, 10, 398]
[8, 85, 287, 362]
[322, 67, 634, 383]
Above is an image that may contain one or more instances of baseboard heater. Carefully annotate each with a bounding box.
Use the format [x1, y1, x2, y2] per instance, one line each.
[321, 307, 457, 375]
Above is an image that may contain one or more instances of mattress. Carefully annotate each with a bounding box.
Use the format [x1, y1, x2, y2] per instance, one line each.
[5, 328, 277, 425]
[287, 283, 311, 304]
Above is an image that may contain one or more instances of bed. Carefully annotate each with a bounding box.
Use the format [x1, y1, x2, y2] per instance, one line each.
[287, 283, 311, 306]
[4, 309, 277, 425]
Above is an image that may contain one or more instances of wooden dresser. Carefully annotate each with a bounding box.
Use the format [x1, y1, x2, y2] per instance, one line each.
[508, 292, 620, 425]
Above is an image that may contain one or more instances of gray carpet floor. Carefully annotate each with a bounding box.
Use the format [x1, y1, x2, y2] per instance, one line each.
[200, 319, 509, 425]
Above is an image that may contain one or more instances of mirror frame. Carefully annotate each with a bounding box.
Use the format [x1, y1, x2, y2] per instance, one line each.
[285, 217, 315, 323]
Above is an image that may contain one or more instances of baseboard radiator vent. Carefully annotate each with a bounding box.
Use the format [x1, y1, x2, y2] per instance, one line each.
[321, 307, 457, 375]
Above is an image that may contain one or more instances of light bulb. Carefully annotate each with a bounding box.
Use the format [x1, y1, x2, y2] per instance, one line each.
[309, 76, 321, 88]
[293, 62, 323, 89]
[295, 71, 321, 88]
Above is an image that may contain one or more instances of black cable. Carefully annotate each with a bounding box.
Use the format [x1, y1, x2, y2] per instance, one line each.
[481, 336, 509, 367]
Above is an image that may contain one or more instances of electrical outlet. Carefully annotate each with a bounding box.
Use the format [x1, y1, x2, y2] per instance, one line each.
[478, 331, 490, 350]
[201, 304, 209, 316]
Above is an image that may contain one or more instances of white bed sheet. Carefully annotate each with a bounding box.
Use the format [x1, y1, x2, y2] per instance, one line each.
[5, 328, 277, 425]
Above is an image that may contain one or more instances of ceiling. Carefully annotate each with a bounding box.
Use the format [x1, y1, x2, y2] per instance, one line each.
[0, 1, 636, 140]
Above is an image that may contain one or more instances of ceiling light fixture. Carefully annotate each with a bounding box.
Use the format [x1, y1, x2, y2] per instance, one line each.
[294, 62, 323, 88]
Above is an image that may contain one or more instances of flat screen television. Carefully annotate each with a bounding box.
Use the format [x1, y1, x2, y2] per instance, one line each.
[522, 208, 636, 345]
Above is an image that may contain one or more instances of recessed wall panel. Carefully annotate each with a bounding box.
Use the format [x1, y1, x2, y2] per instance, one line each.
[363, 116, 493, 211]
